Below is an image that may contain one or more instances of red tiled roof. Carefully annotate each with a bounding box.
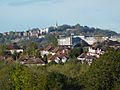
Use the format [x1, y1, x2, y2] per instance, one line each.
[44, 45, 54, 51]
[49, 53, 69, 61]
[52, 47, 60, 53]
[48, 54, 57, 61]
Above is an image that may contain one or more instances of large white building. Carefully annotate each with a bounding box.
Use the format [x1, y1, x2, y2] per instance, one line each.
[58, 37, 72, 46]
[73, 35, 108, 45]
[58, 36, 84, 47]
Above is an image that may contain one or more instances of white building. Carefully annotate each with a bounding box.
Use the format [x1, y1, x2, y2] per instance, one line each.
[58, 37, 72, 46]
[40, 28, 49, 34]
[77, 47, 104, 65]
[10, 49, 23, 54]
[73, 35, 109, 45]
[109, 36, 120, 42]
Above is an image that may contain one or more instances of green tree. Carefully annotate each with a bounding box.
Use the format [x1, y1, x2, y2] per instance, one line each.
[0, 44, 7, 56]
[32, 49, 41, 58]
[25, 42, 38, 56]
[46, 35, 58, 46]
[0, 64, 13, 90]
[43, 54, 48, 64]
[10, 64, 32, 90]
[83, 48, 120, 90]
[46, 72, 66, 90]
[69, 47, 83, 58]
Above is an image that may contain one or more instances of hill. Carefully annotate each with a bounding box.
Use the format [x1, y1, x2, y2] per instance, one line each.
[50, 24, 119, 37]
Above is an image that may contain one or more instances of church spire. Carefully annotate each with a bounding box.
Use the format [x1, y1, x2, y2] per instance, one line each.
[55, 21, 58, 28]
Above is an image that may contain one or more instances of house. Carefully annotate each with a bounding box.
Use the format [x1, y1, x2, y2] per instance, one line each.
[41, 45, 54, 56]
[77, 53, 95, 65]
[41, 45, 69, 56]
[92, 40, 120, 50]
[48, 53, 69, 63]
[7, 44, 23, 54]
[85, 56, 95, 65]
[19, 57, 45, 66]
[10, 49, 23, 54]
[77, 53, 86, 64]
[19, 55, 29, 64]
[87, 47, 103, 58]
[41, 45, 70, 64]
[60, 54, 69, 63]
[51, 47, 60, 55]
[77, 46, 104, 65]
[3, 32, 9, 36]
[48, 47, 69, 63]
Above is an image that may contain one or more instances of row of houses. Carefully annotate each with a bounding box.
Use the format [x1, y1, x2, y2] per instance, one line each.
[41, 46, 70, 63]
[7, 38, 119, 65]
[5, 43, 101, 65]
[3, 28, 49, 38]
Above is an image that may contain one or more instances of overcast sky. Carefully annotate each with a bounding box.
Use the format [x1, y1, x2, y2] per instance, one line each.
[0, 0, 120, 33]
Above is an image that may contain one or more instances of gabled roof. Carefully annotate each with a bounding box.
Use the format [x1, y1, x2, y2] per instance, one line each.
[19, 56, 29, 61]
[77, 53, 96, 60]
[21, 57, 45, 64]
[86, 55, 95, 60]
[58, 53, 68, 58]
[48, 54, 57, 61]
[52, 47, 60, 53]
[20, 57, 45, 64]
[77, 53, 86, 58]
[49, 53, 69, 61]
[44, 45, 54, 51]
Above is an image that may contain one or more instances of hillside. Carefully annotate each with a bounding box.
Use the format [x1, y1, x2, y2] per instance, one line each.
[50, 24, 119, 37]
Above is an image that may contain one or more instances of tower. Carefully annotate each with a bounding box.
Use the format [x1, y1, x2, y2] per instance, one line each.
[55, 21, 58, 28]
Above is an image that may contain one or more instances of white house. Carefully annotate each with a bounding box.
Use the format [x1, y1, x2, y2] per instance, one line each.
[10, 49, 23, 54]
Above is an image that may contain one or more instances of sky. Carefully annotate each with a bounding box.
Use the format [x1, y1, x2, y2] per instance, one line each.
[0, 0, 120, 33]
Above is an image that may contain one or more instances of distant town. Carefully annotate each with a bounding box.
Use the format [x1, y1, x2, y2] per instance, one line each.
[1, 0, 120, 89]
[0, 23, 120, 90]
[0, 23, 119, 65]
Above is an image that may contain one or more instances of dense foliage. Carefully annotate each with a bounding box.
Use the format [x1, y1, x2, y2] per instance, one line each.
[0, 48, 120, 90]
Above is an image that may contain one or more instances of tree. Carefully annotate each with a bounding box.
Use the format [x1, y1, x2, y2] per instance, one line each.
[69, 47, 83, 58]
[0, 44, 7, 56]
[46, 72, 67, 90]
[43, 54, 48, 64]
[0, 64, 13, 90]
[46, 35, 58, 46]
[83, 48, 120, 90]
[10, 64, 32, 90]
[25, 42, 38, 56]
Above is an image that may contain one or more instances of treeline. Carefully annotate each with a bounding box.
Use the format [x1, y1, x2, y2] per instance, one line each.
[0, 48, 120, 90]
